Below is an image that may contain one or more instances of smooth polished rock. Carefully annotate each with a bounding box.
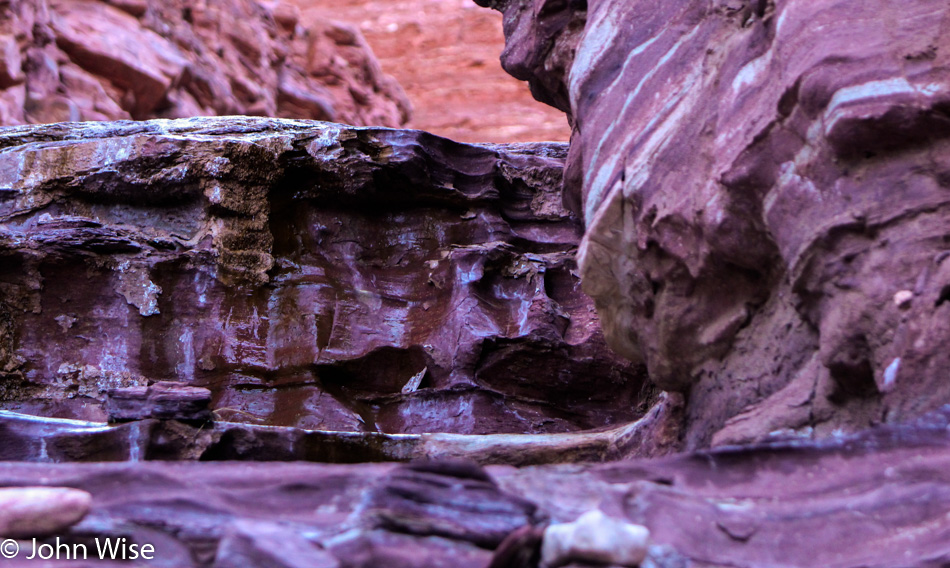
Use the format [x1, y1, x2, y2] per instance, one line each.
[0, 486, 92, 538]
[540, 510, 649, 568]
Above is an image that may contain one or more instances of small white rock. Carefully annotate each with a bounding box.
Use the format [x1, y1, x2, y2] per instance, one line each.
[541, 510, 650, 568]
[0, 487, 92, 538]
[882, 358, 901, 392]
[401, 367, 427, 394]
[893, 290, 914, 309]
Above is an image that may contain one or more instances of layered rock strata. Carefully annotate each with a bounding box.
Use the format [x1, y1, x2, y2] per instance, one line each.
[478, 0, 950, 447]
[0, 0, 410, 127]
[0, 117, 644, 436]
[0, 392, 682, 464]
[2, 409, 950, 567]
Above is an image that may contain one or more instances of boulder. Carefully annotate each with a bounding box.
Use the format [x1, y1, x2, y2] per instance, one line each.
[540, 510, 649, 568]
[0, 486, 92, 538]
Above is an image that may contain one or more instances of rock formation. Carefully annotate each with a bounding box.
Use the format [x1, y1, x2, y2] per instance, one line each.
[478, 0, 950, 447]
[540, 510, 650, 568]
[0, 117, 645, 437]
[290, 0, 571, 143]
[2, 1, 950, 566]
[0, 392, 683, 464]
[0, 0, 410, 127]
[3, 412, 950, 566]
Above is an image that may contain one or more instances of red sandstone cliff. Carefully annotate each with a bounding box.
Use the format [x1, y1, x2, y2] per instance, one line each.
[479, 0, 950, 448]
[1, 2, 950, 567]
[289, 0, 571, 143]
[0, 0, 409, 127]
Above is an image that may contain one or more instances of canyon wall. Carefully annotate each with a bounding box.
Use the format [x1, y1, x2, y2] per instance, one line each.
[1, 3, 950, 566]
[289, 0, 572, 143]
[0, 0, 409, 127]
[479, 0, 950, 447]
[0, 117, 646, 437]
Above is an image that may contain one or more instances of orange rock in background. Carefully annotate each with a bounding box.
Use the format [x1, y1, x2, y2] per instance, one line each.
[0, 0, 410, 127]
[291, 0, 571, 143]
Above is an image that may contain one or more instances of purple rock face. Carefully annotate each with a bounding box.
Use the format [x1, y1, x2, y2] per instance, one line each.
[106, 381, 212, 423]
[353, 460, 542, 548]
[480, 0, 950, 447]
[3, 412, 950, 567]
[0, 117, 644, 436]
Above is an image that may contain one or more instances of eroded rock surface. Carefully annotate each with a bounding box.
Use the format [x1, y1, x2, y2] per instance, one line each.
[479, 0, 950, 446]
[106, 381, 212, 423]
[0, 0, 410, 127]
[353, 460, 542, 547]
[2, 410, 950, 567]
[0, 392, 682, 464]
[0, 117, 644, 436]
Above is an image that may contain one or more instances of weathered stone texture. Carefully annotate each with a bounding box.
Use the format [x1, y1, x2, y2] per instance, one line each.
[3, 410, 950, 567]
[105, 381, 212, 423]
[0, 117, 643, 436]
[0, 0, 410, 127]
[480, 0, 950, 447]
[353, 460, 542, 548]
[0, 392, 681, 465]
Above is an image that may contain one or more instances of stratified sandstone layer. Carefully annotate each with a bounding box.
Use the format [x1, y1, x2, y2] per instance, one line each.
[0, 117, 644, 436]
[0, 391, 683, 464]
[3, 409, 950, 567]
[0, 0, 409, 127]
[478, 0, 950, 447]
